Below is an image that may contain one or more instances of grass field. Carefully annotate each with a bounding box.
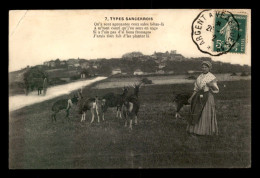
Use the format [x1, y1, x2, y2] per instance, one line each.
[9, 79, 251, 168]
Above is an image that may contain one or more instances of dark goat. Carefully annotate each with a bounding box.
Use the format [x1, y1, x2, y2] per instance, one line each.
[122, 82, 142, 130]
[101, 86, 129, 119]
[79, 96, 105, 123]
[172, 92, 191, 119]
[51, 94, 78, 122]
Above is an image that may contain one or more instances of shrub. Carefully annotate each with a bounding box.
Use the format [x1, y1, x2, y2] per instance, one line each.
[70, 75, 81, 80]
[141, 77, 153, 84]
[240, 72, 248, 76]
[186, 75, 196, 80]
[48, 78, 67, 86]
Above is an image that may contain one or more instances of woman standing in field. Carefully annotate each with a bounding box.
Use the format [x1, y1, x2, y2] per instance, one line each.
[187, 61, 219, 136]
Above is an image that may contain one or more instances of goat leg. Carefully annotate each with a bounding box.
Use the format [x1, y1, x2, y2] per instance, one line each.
[81, 113, 84, 122]
[119, 106, 122, 119]
[66, 109, 70, 121]
[83, 112, 86, 122]
[90, 108, 94, 123]
[124, 119, 127, 127]
[119, 111, 122, 119]
[129, 119, 133, 130]
[134, 116, 138, 125]
[116, 109, 119, 118]
[96, 106, 100, 123]
[51, 113, 55, 122]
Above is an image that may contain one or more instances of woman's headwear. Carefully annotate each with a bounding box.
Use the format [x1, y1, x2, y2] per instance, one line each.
[201, 61, 212, 69]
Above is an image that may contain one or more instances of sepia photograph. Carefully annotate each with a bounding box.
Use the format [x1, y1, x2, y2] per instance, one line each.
[9, 9, 251, 168]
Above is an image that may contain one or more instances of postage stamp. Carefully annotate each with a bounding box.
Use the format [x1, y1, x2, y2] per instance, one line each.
[192, 9, 248, 56]
[213, 13, 247, 54]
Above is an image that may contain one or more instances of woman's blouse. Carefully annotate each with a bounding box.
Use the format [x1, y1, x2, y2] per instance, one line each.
[194, 72, 219, 93]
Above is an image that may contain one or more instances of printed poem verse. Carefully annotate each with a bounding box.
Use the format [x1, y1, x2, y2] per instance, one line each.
[93, 17, 164, 38]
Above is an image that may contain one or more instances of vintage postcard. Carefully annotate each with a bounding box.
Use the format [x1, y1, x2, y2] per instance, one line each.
[9, 9, 251, 168]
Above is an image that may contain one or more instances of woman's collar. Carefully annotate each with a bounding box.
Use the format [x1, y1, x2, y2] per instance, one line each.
[201, 72, 210, 75]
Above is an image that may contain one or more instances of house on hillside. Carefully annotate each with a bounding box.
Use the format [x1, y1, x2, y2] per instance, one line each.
[153, 52, 168, 61]
[60, 60, 67, 66]
[43, 60, 55, 67]
[139, 55, 152, 62]
[92, 64, 99, 69]
[158, 63, 166, 69]
[112, 68, 122, 75]
[67, 59, 80, 69]
[81, 62, 90, 69]
[134, 69, 144, 75]
[156, 70, 165, 74]
[152, 50, 185, 61]
[170, 50, 176, 54]
[49, 60, 56, 67]
[74, 63, 80, 67]
[187, 70, 201, 74]
[169, 54, 184, 61]
[43, 61, 50, 66]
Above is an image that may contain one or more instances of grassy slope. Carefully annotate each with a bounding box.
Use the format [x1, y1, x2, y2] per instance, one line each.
[9, 80, 251, 168]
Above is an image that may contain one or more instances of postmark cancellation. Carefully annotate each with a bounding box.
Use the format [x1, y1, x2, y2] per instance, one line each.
[192, 9, 248, 56]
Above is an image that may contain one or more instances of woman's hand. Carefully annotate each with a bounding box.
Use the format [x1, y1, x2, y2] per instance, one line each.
[206, 82, 214, 87]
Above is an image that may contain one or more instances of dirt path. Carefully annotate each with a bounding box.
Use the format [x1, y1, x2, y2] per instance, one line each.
[9, 77, 107, 112]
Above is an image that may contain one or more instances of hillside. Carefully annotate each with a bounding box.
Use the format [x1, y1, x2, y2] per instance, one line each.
[9, 51, 251, 96]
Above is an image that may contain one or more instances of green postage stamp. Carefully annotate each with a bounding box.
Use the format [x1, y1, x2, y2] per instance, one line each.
[192, 9, 248, 56]
[213, 13, 247, 54]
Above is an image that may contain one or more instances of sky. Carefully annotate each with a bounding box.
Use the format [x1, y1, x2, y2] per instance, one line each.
[9, 9, 251, 72]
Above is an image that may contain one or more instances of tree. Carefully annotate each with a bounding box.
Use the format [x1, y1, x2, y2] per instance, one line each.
[23, 67, 48, 94]
[81, 69, 89, 77]
[122, 52, 144, 59]
[55, 59, 61, 67]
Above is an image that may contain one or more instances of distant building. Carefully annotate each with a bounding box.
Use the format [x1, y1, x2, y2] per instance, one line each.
[67, 59, 80, 69]
[156, 70, 165, 74]
[158, 63, 166, 69]
[81, 62, 90, 69]
[43, 61, 50, 66]
[140, 55, 153, 62]
[187, 70, 201, 74]
[169, 54, 184, 61]
[133, 69, 144, 75]
[60, 60, 67, 66]
[152, 50, 185, 61]
[49, 61, 56, 67]
[43, 60, 56, 67]
[170, 50, 176, 54]
[112, 68, 122, 75]
[92, 64, 98, 69]
[74, 63, 80, 67]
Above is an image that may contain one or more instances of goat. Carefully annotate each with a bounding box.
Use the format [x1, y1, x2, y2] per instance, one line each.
[79, 96, 105, 123]
[101, 86, 129, 119]
[172, 92, 191, 119]
[122, 82, 142, 130]
[51, 94, 79, 122]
